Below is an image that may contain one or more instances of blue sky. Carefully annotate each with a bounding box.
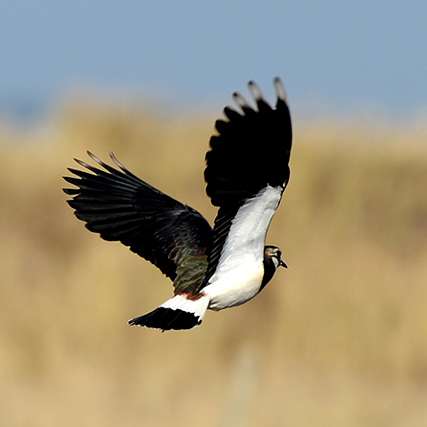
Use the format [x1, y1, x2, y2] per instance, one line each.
[1, 0, 426, 122]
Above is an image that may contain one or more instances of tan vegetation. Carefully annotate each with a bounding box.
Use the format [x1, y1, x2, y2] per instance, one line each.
[1, 98, 426, 426]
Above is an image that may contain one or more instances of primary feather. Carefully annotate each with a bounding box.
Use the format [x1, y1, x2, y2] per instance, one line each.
[64, 152, 212, 290]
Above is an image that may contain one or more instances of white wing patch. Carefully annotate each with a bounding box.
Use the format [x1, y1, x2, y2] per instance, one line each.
[203, 185, 283, 310]
[212, 185, 283, 277]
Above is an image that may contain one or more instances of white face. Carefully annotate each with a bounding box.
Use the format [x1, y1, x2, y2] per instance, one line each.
[265, 246, 282, 269]
[270, 255, 281, 269]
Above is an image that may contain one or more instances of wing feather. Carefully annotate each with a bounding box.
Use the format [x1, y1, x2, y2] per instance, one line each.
[64, 152, 212, 283]
[201, 78, 292, 289]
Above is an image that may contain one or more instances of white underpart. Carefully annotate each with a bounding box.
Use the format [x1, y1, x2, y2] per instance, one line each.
[203, 185, 283, 310]
[160, 293, 210, 323]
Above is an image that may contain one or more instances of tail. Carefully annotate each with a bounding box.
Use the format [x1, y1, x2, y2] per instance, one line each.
[128, 294, 210, 331]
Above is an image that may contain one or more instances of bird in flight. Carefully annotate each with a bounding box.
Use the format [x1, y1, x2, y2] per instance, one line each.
[63, 77, 292, 331]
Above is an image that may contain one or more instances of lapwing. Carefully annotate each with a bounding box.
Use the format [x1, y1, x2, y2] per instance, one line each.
[63, 77, 292, 331]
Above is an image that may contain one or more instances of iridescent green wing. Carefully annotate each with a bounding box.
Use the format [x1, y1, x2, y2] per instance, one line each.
[64, 152, 212, 289]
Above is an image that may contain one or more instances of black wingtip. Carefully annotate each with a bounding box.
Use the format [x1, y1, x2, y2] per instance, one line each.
[128, 307, 202, 331]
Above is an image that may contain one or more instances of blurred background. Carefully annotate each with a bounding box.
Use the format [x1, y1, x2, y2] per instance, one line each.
[1, 1, 427, 426]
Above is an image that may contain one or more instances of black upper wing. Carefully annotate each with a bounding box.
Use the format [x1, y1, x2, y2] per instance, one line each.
[202, 78, 292, 286]
[63, 152, 212, 282]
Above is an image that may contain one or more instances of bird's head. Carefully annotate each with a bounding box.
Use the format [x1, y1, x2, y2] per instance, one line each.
[264, 245, 287, 269]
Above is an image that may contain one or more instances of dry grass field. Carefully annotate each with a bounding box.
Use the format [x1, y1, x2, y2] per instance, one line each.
[1, 98, 426, 426]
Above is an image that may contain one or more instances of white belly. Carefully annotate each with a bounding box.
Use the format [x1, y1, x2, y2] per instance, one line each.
[202, 185, 283, 312]
[202, 262, 264, 311]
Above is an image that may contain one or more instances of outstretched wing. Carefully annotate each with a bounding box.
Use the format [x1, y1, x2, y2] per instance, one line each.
[63, 152, 212, 284]
[202, 77, 292, 286]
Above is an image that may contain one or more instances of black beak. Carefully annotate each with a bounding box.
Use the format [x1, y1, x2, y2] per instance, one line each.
[279, 259, 288, 268]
